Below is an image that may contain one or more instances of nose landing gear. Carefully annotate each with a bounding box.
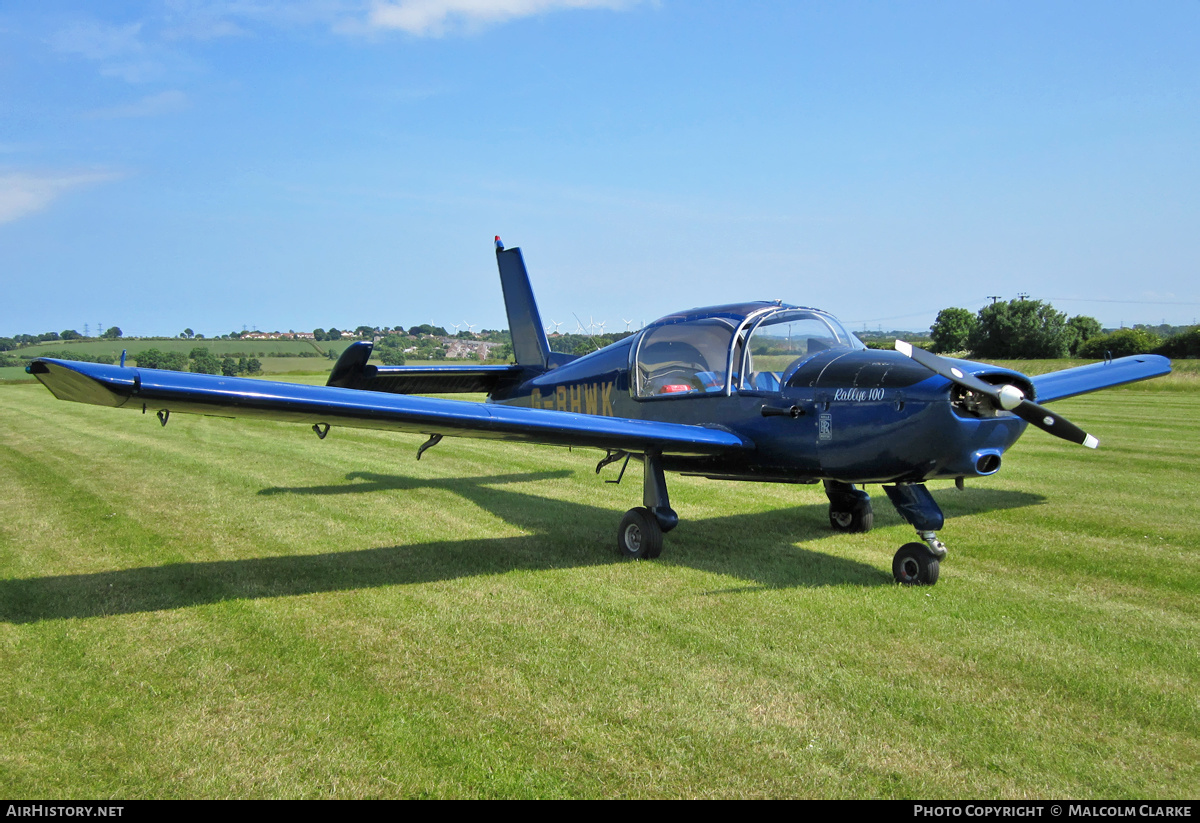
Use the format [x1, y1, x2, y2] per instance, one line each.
[884, 484, 947, 586]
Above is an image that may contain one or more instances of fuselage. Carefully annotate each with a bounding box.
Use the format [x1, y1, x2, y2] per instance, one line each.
[490, 301, 1030, 485]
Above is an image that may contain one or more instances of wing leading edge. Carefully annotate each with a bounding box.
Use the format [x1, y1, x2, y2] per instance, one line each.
[29, 359, 750, 457]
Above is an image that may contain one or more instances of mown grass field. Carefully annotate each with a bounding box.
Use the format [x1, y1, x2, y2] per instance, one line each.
[0, 370, 1196, 798]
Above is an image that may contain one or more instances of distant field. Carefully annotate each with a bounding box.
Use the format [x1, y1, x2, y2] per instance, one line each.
[0, 370, 1194, 798]
[1, 337, 506, 382]
[11, 337, 332, 359]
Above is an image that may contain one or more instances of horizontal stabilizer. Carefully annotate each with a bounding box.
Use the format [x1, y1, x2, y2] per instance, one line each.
[364, 364, 525, 395]
[326, 340, 526, 395]
[1031, 355, 1172, 403]
[29, 358, 750, 458]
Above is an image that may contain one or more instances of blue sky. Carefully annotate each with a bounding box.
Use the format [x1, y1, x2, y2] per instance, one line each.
[2, 0, 1198, 338]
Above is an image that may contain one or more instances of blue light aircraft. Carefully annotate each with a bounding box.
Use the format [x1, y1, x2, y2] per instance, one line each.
[29, 238, 1171, 585]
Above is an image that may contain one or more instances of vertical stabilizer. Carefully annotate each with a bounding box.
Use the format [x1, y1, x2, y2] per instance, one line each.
[496, 242, 551, 369]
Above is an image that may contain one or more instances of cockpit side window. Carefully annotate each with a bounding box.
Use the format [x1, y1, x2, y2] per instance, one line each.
[633, 319, 737, 398]
[740, 310, 863, 391]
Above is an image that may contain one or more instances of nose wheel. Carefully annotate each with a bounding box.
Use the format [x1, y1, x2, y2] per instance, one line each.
[892, 542, 940, 585]
[884, 483, 948, 586]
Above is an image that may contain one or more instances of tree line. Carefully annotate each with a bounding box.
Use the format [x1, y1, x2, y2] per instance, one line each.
[1, 328, 121, 351]
[8, 305, 1196, 371]
[133, 348, 262, 375]
[929, 299, 1199, 359]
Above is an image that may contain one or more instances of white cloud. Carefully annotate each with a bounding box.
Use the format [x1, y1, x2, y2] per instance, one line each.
[164, 1, 366, 35]
[47, 19, 145, 60]
[0, 171, 124, 225]
[85, 90, 189, 119]
[366, 0, 634, 36]
[165, 18, 249, 40]
[47, 18, 176, 82]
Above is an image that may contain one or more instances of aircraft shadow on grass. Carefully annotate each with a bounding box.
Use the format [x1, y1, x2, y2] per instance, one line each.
[0, 470, 1044, 623]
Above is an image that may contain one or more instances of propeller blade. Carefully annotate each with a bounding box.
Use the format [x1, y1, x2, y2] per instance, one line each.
[1011, 399, 1098, 448]
[894, 340, 1098, 449]
[894, 340, 1002, 400]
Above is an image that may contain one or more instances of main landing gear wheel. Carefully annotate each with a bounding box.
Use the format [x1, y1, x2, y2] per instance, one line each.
[617, 507, 663, 560]
[829, 502, 873, 533]
[892, 542, 940, 586]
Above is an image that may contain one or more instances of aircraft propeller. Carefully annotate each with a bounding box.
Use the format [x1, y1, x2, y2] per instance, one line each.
[894, 340, 1098, 449]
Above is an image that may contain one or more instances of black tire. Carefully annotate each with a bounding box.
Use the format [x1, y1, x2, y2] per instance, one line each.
[829, 501, 873, 533]
[892, 542, 940, 586]
[617, 507, 663, 560]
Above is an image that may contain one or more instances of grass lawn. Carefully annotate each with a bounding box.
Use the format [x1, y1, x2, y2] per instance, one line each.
[0, 372, 1195, 798]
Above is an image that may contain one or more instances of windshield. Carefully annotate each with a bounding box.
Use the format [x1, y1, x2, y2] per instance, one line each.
[632, 306, 862, 398]
[740, 310, 863, 391]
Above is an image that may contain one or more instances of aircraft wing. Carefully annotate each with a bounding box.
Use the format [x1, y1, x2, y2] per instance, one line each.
[28, 358, 751, 457]
[1031, 354, 1171, 403]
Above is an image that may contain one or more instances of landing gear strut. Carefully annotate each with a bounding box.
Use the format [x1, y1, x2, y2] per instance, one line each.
[883, 483, 947, 586]
[617, 451, 678, 560]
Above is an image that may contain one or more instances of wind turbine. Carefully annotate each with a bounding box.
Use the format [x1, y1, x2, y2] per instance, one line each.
[623, 318, 634, 332]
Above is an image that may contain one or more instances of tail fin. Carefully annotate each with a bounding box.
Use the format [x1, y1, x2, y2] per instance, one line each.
[495, 240, 552, 369]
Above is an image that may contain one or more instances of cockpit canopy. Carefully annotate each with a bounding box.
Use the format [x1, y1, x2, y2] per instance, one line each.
[632, 303, 864, 398]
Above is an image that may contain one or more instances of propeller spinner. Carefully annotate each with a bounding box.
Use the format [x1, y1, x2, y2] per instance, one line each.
[895, 340, 1098, 449]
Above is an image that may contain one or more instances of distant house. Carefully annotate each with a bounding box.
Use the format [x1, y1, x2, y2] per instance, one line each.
[443, 339, 500, 360]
